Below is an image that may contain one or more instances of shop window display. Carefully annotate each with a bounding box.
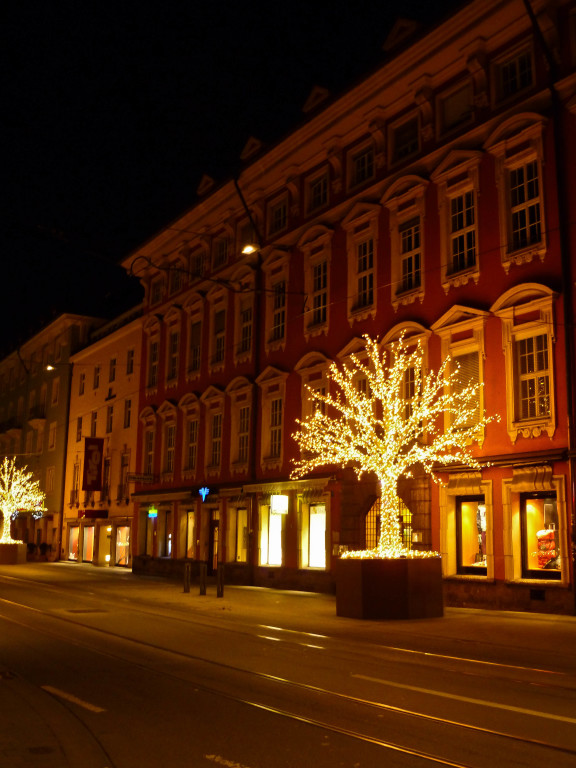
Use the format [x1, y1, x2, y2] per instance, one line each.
[456, 496, 487, 575]
[521, 493, 561, 579]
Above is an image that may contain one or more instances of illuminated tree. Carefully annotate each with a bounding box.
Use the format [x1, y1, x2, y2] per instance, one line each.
[0, 458, 45, 544]
[291, 334, 497, 559]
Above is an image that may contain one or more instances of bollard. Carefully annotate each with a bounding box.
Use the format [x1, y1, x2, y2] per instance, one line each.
[183, 562, 191, 593]
[199, 562, 207, 595]
[216, 563, 224, 598]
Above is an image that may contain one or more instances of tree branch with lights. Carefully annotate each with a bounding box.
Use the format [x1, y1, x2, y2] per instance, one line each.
[291, 334, 497, 559]
[0, 458, 46, 544]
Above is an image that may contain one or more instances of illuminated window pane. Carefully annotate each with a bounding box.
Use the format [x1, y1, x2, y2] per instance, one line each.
[309, 504, 326, 568]
[456, 496, 487, 574]
[521, 493, 560, 579]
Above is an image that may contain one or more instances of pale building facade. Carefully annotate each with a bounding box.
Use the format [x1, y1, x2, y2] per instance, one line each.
[62, 307, 142, 567]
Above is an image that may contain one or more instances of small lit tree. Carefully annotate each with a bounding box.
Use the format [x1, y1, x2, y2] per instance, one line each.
[0, 458, 45, 544]
[291, 334, 497, 559]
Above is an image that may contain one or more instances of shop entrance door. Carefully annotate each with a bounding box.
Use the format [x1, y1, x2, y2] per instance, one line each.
[208, 518, 219, 575]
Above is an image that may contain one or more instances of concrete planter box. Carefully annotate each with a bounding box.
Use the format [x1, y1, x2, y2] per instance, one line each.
[336, 556, 443, 620]
[0, 543, 27, 565]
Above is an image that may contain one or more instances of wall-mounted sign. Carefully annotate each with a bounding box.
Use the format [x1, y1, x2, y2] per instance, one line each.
[148, 506, 158, 518]
[199, 487, 210, 502]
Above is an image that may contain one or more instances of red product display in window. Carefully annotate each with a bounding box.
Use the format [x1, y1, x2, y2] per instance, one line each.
[536, 529, 557, 568]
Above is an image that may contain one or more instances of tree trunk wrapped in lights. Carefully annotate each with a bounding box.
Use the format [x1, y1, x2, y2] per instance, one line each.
[291, 334, 497, 559]
[0, 458, 45, 544]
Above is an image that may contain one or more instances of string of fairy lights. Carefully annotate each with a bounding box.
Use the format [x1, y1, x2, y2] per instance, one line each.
[291, 334, 499, 559]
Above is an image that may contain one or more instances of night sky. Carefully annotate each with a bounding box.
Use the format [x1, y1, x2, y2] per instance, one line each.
[3, 0, 461, 356]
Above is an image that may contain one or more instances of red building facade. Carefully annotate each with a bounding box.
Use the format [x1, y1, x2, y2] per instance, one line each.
[123, 0, 576, 613]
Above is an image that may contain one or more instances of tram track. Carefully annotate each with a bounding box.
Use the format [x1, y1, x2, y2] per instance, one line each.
[1, 593, 576, 768]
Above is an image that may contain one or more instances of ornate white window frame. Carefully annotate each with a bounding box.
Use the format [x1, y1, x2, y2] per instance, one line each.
[263, 249, 290, 353]
[502, 466, 568, 585]
[431, 306, 489, 446]
[178, 393, 200, 480]
[200, 386, 225, 477]
[298, 225, 333, 340]
[295, 351, 331, 421]
[226, 376, 253, 475]
[342, 202, 380, 325]
[256, 366, 288, 472]
[382, 176, 427, 310]
[484, 114, 547, 273]
[157, 400, 177, 482]
[491, 283, 558, 442]
[432, 151, 482, 293]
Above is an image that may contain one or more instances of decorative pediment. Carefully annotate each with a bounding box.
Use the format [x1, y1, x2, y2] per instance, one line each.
[255, 365, 288, 387]
[431, 305, 490, 332]
[139, 406, 157, 426]
[225, 376, 252, 395]
[490, 283, 556, 313]
[382, 321, 430, 346]
[337, 337, 366, 360]
[382, 174, 428, 208]
[431, 150, 483, 183]
[143, 314, 162, 336]
[157, 400, 177, 420]
[382, 18, 421, 53]
[200, 385, 225, 404]
[178, 392, 199, 412]
[342, 201, 381, 231]
[197, 174, 215, 196]
[240, 136, 264, 161]
[295, 351, 331, 373]
[297, 224, 334, 250]
[484, 113, 547, 152]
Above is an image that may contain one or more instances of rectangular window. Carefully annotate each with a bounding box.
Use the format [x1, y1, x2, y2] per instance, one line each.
[498, 50, 533, 100]
[76, 416, 82, 442]
[451, 351, 480, 427]
[210, 413, 223, 467]
[148, 340, 159, 388]
[165, 424, 176, 473]
[393, 117, 419, 162]
[144, 429, 154, 475]
[238, 405, 250, 464]
[126, 349, 135, 375]
[150, 277, 163, 305]
[51, 378, 60, 406]
[102, 457, 111, 499]
[356, 239, 374, 309]
[46, 466, 55, 494]
[516, 334, 550, 420]
[188, 320, 202, 373]
[239, 303, 252, 355]
[403, 366, 416, 421]
[308, 504, 326, 568]
[456, 496, 487, 575]
[308, 174, 328, 212]
[167, 330, 180, 381]
[449, 191, 476, 273]
[79, 372, 86, 396]
[271, 282, 286, 342]
[213, 310, 226, 365]
[109, 358, 117, 383]
[93, 365, 100, 390]
[119, 453, 130, 499]
[48, 422, 57, 451]
[268, 199, 288, 235]
[169, 265, 183, 294]
[124, 398, 132, 429]
[509, 161, 541, 251]
[234, 508, 248, 562]
[260, 505, 283, 566]
[106, 405, 113, 433]
[312, 261, 327, 325]
[521, 493, 560, 579]
[440, 84, 473, 132]
[185, 419, 198, 471]
[398, 218, 421, 293]
[270, 398, 282, 458]
[90, 411, 97, 437]
[351, 146, 375, 187]
[213, 237, 229, 269]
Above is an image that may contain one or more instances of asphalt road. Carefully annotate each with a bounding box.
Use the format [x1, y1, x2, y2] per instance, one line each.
[1, 563, 576, 768]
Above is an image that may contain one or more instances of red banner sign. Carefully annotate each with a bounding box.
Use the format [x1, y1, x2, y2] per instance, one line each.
[82, 437, 104, 491]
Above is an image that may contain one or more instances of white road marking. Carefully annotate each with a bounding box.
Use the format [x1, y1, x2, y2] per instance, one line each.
[41, 685, 106, 713]
[204, 755, 254, 768]
[353, 674, 576, 724]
